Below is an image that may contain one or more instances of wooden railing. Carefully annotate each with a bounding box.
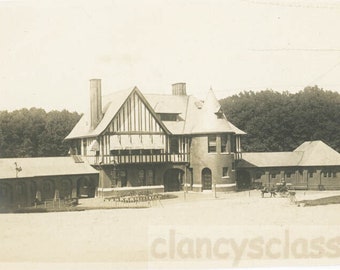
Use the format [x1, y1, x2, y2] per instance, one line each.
[86, 153, 189, 165]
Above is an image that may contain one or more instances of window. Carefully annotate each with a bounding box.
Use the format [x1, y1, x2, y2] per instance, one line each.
[286, 172, 292, 178]
[141, 149, 152, 155]
[120, 150, 130, 155]
[255, 172, 262, 180]
[82, 139, 87, 155]
[131, 149, 140, 155]
[222, 167, 228, 177]
[215, 109, 224, 119]
[271, 173, 276, 179]
[170, 138, 179, 154]
[138, 170, 145, 185]
[120, 170, 127, 187]
[146, 169, 155, 185]
[232, 161, 235, 171]
[110, 150, 119, 156]
[221, 135, 227, 153]
[309, 170, 316, 178]
[208, 135, 217, 153]
[323, 171, 327, 177]
[158, 113, 178, 121]
[16, 182, 25, 195]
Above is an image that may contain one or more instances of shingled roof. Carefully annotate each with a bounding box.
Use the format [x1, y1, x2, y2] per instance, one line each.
[66, 85, 245, 139]
[0, 156, 98, 180]
[65, 87, 135, 139]
[294, 141, 340, 166]
[238, 141, 340, 168]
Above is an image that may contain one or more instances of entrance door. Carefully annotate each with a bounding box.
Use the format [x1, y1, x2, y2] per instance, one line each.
[237, 170, 251, 190]
[163, 169, 183, 192]
[0, 183, 13, 207]
[202, 168, 212, 190]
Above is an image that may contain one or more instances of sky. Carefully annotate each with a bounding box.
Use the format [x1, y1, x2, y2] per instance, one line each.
[1, 0, 340, 113]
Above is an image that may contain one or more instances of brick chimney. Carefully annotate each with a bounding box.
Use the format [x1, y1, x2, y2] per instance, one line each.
[172, 82, 187, 96]
[90, 79, 103, 129]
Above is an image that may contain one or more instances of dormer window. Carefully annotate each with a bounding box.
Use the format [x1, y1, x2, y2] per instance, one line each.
[215, 109, 224, 119]
[158, 113, 178, 121]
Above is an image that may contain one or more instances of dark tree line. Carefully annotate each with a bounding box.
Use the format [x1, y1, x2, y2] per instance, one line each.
[0, 108, 81, 158]
[220, 86, 340, 152]
[1, 85, 339, 158]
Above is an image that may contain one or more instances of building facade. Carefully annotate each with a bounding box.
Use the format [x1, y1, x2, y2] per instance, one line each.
[65, 79, 245, 193]
[0, 156, 99, 208]
[237, 141, 340, 190]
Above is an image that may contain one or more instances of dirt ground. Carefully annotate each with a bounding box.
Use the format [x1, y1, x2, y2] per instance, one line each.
[1, 190, 340, 269]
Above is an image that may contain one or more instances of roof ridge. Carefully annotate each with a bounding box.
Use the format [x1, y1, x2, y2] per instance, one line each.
[181, 95, 191, 133]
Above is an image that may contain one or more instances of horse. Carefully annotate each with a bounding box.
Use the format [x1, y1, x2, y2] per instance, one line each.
[261, 186, 277, 198]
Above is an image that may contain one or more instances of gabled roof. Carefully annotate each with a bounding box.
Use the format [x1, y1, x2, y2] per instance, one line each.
[146, 90, 246, 135]
[66, 85, 246, 139]
[294, 140, 340, 166]
[0, 156, 98, 180]
[239, 152, 303, 168]
[65, 87, 170, 140]
[238, 140, 340, 168]
[65, 87, 134, 139]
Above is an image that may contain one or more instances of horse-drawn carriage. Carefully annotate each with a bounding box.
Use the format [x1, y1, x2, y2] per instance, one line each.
[261, 181, 296, 203]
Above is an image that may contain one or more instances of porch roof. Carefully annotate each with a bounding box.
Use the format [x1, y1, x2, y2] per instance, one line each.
[0, 156, 98, 180]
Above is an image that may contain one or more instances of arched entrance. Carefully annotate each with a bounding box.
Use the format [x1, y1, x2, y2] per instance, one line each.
[163, 169, 184, 192]
[60, 179, 72, 199]
[30, 181, 37, 204]
[15, 181, 27, 206]
[202, 168, 212, 190]
[42, 180, 55, 200]
[237, 170, 251, 190]
[77, 177, 96, 198]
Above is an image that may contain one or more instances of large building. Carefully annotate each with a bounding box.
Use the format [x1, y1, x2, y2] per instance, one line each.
[65, 79, 245, 193]
[237, 140, 340, 190]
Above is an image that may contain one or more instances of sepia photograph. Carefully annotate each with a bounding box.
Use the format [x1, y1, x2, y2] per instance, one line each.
[1, 0, 340, 269]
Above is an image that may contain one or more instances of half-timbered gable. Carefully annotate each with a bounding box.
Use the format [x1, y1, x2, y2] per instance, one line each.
[96, 88, 170, 164]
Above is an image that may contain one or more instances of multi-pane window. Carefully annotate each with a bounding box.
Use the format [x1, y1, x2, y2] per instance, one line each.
[82, 139, 87, 155]
[308, 170, 316, 178]
[222, 167, 228, 177]
[208, 135, 217, 153]
[221, 135, 227, 153]
[146, 169, 154, 185]
[170, 138, 179, 154]
[120, 170, 127, 187]
[159, 113, 178, 121]
[323, 170, 336, 178]
[138, 169, 145, 185]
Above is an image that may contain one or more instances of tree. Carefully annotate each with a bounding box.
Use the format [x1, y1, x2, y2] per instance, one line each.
[0, 108, 81, 158]
[220, 86, 340, 152]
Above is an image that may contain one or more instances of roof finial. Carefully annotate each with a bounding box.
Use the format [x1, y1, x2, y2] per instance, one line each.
[14, 162, 22, 178]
